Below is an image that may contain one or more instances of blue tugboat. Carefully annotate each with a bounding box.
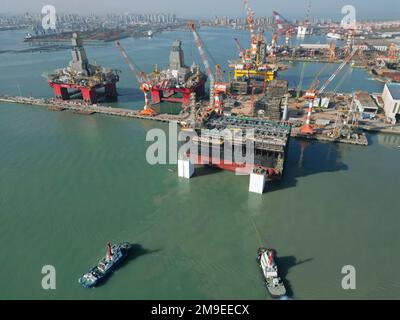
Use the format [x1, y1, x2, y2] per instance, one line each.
[79, 242, 132, 288]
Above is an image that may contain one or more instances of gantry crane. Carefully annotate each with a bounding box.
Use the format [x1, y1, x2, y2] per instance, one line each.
[300, 47, 358, 135]
[187, 22, 227, 115]
[115, 41, 157, 116]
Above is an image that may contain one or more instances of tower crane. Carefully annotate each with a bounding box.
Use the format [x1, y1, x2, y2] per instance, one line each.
[115, 41, 157, 116]
[300, 47, 358, 135]
[244, 0, 258, 55]
[305, 0, 312, 27]
[187, 22, 227, 115]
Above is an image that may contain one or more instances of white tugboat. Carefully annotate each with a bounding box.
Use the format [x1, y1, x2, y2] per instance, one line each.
[79, 242, 132, 288]
[257, 248, 287, 298]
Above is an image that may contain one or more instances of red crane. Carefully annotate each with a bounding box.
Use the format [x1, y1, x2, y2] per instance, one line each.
[300, 47, 358, 135]
[187, 22, 227, 115]
[115, 41, 157, 116]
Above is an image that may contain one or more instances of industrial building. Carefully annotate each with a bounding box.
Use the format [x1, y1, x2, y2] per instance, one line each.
[382, 83, 400, 124]
[354, 92, 379, 119]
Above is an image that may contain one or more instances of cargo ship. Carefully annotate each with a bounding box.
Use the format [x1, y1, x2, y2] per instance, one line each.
[46, 33, 120, 104]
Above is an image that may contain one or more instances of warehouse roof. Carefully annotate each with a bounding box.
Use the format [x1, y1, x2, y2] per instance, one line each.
[386, 83, 400, 100]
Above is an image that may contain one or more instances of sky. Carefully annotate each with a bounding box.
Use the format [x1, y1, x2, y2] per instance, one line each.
[2, 0, 400, 20]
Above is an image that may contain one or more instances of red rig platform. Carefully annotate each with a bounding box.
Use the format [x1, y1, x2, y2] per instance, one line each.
[46, 33, 119, 104]
[147, 40, 207, 106]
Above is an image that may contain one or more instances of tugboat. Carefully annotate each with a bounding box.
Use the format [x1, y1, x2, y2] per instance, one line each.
[79, 242, 132, 288]
[257, 248, 287, 298]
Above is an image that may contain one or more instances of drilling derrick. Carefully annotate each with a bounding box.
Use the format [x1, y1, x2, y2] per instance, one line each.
[229, 0, 278, 94]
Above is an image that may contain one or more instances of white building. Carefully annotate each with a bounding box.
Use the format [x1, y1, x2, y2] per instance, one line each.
[382, 83, 400, 124]
[354, 92, 379, 119]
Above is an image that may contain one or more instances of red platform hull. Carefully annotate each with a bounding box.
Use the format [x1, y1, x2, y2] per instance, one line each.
[151, 79, 205, 106]
[48, 81, 118, 104]
[191, 154, 281, 178]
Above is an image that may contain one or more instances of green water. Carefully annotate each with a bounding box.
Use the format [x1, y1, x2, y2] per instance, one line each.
[0, 29, 399, 300]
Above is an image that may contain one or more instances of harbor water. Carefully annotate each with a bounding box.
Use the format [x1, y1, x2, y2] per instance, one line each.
[0, 28, 399, 299]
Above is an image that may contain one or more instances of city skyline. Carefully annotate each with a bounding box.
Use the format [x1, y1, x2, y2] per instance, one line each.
[2, 0, 400, 20]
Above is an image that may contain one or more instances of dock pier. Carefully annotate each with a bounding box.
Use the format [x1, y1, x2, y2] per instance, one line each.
[0, 96, 188, 124]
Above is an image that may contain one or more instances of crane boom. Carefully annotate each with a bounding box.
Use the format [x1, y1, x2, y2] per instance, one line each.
[305, 0, 312, 26]
[234, 38, 244, 53]
[187, 22, 215, 83]
[115, 41, 146, 85]
[297, 62, 307, 99]
[115, 41, 156, 116]
[319, 47, 358, 94]
[244, 0, 257, 44]
[301, 47, 358, 135]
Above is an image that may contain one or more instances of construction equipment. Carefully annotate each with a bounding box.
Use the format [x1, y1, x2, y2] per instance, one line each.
[388, 43, 399, 63]
[228, 1, 278, 88]
[115, 41, 157, 116]
[300, 47, 358, 135]
[284, 30, 291, 49]
[296, 62, 307, 99]
[328, 42, 336, 62]
[273, 10, 296, 35]
[270, 33, 279, 58]
[328, 95, 360, 140]
[187, 22, 227, 115]
[234, 38, 245, 58]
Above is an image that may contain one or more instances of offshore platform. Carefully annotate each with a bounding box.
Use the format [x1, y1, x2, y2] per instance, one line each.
[47, 33, 120, 104]
[116, 39, 206, 117]
[192, 115, 291, 178]
[229, 0, 279, 95]
[177, 20, 291, 195]
[148, 40, 207, 105]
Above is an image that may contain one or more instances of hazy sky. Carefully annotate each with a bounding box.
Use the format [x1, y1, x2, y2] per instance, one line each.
[2, 0, 400, 20]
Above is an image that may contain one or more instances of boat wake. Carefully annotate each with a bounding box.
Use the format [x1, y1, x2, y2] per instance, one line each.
[277, 295, 293, 300]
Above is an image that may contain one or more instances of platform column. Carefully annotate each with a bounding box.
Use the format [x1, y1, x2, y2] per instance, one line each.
[151, 89, 162, 104]
[178, 158, 195, 179]
[52, 84, 69, 100]
[105, 83, 118, 100]
[81, 87, 97, 104]
[196, 81, 206, 97]
[182, 92, 191, 106]
[249, 172, 266, 194]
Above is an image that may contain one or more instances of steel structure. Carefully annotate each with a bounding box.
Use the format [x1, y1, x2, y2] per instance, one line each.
[115, 41, 157, 116]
